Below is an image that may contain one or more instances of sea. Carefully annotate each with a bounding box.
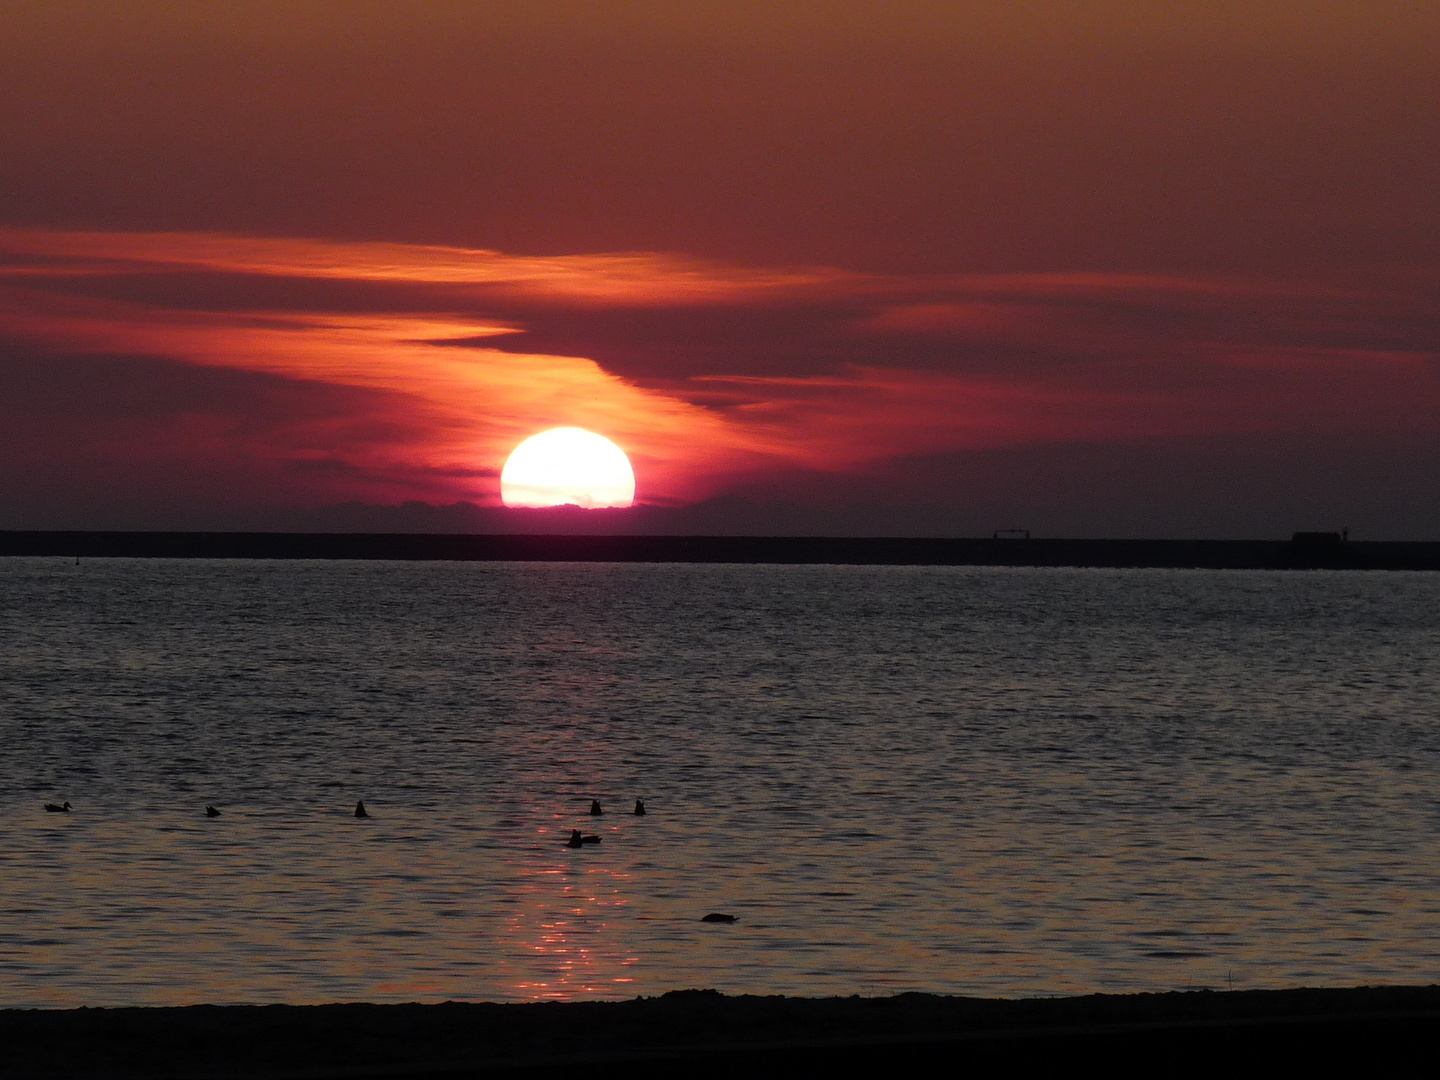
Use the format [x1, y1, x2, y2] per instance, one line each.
[1, 557, 1438, 1008]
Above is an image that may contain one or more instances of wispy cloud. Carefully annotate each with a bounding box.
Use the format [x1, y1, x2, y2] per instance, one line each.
[2, 229, 1437, 516]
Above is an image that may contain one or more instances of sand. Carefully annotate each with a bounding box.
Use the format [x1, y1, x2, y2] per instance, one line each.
[5, 985, 1438, 1078]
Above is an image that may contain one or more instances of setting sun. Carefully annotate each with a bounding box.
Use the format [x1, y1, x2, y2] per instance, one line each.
[500, 428, 636, 509]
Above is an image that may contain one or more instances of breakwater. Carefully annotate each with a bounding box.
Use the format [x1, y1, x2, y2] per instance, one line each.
[4, 531, 1440, 568]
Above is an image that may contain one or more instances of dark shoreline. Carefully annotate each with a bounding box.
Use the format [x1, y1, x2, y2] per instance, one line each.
[6, 986, 1438, 1077]
[5, 531, 1440, 569]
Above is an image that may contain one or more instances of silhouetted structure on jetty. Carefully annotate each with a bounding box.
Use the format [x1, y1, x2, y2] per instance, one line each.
[4, 531, 1440, 569]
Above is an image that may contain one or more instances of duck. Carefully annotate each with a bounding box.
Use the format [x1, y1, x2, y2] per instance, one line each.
[205, 805, 221, 818]
[633, 799, 646, 816]
[589, 799, 604, 816]
[44, 801, 72, 813]
[581, 833, 602, 845]
[354, 801, 369, 819]
[701, 913, 738, 924]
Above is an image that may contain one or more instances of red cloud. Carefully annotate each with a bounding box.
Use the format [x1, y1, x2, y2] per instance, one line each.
[1, 229, 1438, 527]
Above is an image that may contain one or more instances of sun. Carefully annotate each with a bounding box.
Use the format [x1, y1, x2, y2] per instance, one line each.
[500, 428, 636, 508]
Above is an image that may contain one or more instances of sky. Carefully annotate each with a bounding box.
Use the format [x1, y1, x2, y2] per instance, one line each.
[2, 2, 1438, 537]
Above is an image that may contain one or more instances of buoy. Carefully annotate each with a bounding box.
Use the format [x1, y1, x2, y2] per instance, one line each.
[634, 799, 646, 816]
[354, 801, 369, 819]
[590, 799, 603, 816]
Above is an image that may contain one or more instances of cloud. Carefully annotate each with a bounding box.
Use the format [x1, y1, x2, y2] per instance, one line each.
[0, 228, 1438, 531]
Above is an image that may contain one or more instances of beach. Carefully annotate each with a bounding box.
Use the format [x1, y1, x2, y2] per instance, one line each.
[6, 986, 1438, 1077]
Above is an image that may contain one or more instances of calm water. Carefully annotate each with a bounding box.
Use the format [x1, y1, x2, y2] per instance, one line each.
[1, 558, 1438, 1007]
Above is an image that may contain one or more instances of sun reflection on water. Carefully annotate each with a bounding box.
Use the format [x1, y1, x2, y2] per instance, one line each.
[503, 822, 639, 1000]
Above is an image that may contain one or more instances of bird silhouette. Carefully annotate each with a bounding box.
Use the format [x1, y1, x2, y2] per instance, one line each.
[205, 805, 221, 818]
[590, 799, 603, 816]
[44, 802, 72, 813]
[701, 913, 738, 924]
[354, 801, 369, 819]
[633, 799, 646, 816]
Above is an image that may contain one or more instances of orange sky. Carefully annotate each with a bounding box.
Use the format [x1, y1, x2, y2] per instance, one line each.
[1, 4, 1437, 535]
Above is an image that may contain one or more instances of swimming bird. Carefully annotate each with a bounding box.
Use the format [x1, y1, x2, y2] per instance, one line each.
[701, 913, 737, 924]
[354, 801, 369, 819]
[205, 805, 221, 818]
[44, 802, 72, 813]
[633, 799, 646, 816]
[581, 833, 602, 844]
[590, 799, 603, 816]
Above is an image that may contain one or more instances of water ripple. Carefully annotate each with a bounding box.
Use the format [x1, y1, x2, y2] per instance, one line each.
[1, 559, 1438, 1005]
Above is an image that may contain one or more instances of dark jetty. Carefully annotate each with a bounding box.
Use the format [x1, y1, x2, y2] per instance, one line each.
[6, 531, 1440, 569]
[4, 986, 1438, 1078]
